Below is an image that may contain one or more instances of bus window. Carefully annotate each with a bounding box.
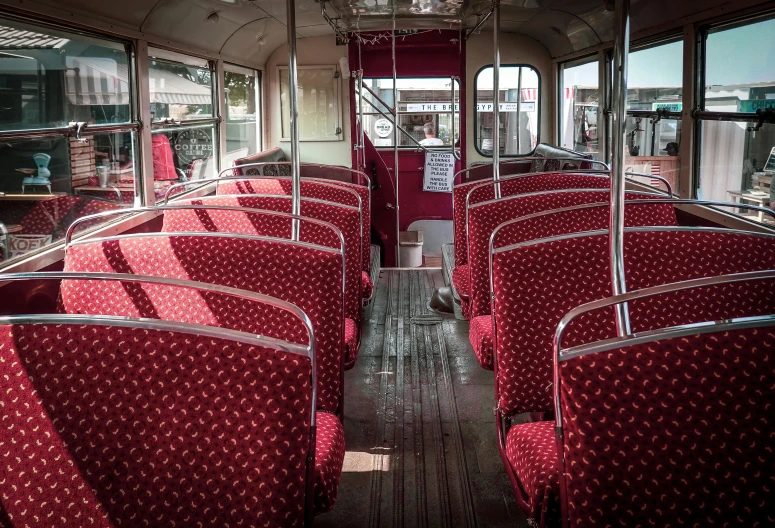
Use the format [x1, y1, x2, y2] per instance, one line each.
[359, 77, 460, 149]
[559, 57, 600, 160]
[0, 18, 137, 267]
[624, 39, 683, 193]
[697, 16, 775, 213]
[225, 64, 261, 156]
[475, 65, 540, 157]
[149, 53, 217, 197]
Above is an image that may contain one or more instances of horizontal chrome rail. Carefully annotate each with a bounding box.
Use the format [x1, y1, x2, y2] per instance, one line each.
[0, 271, 315, 358]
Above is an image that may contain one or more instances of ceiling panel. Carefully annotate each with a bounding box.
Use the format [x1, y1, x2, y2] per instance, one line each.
[142, 0, 268, 53]
[221, 16, 289, 65]
[30, 0, 160, 30]
[250, 0, 328, 28]
[297, 24, 336, 38]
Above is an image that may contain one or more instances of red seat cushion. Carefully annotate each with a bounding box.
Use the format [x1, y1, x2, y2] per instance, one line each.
[451, 264, 470, 298]
[505, 421, 560, 527]
[344, 317, 359, 369]
[314, 412, 346, 514]
[469, 315, 494, 370]
[361, 271, 374, 299]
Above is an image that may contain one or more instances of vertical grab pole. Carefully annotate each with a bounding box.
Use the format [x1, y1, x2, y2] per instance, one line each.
[450, 76, 455, 157]
[392, 21, 400, 266]
[286, 0, 301, 240]
[516, 66, 522, 153]
[492, 0, 501, 198]
[358, 37, 365, 173]
[610, 0, 632, 336]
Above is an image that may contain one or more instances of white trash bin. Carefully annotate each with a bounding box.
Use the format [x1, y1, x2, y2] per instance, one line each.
[399, 230, 423, 268]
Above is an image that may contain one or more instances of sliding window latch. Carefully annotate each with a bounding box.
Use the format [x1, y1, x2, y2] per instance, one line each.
[747, 108, 775, 132]
[68, 121, 88, 142]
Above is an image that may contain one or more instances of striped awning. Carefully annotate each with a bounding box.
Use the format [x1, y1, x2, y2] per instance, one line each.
[65, 57, 212, 106]
[0, 26, 69, 49]
[66, 58, 130, 106]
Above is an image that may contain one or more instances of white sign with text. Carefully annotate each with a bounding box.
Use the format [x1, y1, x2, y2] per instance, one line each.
[423, 151, 455, 193]
[475, 102, 535, 112]
[404, 102, 536, 113]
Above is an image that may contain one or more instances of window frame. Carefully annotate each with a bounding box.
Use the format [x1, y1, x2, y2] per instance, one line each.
[0, 15, 143, 269]
[693, 13, 775, 202]
[148, 51, 220, 192]
[359, 76, 460, 151]
[557, 55, 600, 160]
[278, 65, 342, 142]
[224, 63, 262, 156]
[474, 63, 542, 158]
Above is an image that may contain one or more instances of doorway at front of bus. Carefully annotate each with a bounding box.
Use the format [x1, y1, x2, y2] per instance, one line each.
[350, 31, 465, 267]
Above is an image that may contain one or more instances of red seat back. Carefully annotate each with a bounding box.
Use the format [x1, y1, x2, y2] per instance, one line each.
[64, 234, 344, 414]
[0, 320, 314, 527]
[467, 192, 676, 318]
[492, 229, 775, 417]
[60, 276, 310, 349]
[165, 195, 362, 323]
[558, 320, 775, 526]
[218, 177, 372, 273]
[452, 173, 609, 267]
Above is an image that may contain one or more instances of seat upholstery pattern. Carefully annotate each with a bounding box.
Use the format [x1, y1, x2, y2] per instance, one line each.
[452, 180, 484, 267]
[163, 198, 342, 249]
[344, 317, 359, 369]
[314, 412, 347, 514]
[219, 177, 372, 274]
[469, 315, 494, 370]
[505, 421, 560, 528]
[469, 195, 677, 319]
[362, 270, 374, 299]
[0, 330, 113, 528]
[318, 180, 371, 273]
[60, 278, 310, 352]
[453, 173, 610, 267]
[493, 230, 775, 417]
[0, 323, 314, 527]
[64, 235, 344, 414]
[19, 195, 119, 237]
[451, 264, 470, 298]
[166, 195, 362, 324]
[559, 328, 775, 527]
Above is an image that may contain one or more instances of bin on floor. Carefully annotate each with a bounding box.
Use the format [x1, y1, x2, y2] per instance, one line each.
[399, 230, 423, 268]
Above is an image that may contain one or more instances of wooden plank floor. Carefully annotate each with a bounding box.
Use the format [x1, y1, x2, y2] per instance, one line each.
[317, 269, 528, 528]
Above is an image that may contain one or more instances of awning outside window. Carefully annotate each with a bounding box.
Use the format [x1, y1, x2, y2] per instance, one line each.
[64, 57, 211, 106]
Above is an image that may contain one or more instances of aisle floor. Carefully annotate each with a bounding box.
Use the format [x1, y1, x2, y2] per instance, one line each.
[317, 269, 529, 528]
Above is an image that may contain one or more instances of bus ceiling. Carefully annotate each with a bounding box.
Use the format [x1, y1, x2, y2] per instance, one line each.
[12, 0, 772, 62]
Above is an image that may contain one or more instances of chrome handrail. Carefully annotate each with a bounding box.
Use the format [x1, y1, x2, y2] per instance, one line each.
[0, 271, 315, 358]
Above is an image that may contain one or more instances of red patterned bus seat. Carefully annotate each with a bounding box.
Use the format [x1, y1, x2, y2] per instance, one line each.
[0, 320, 320, 525]
[165, 195, 363, 369]
[452, 173, 609, 269]
[468, 197, 677, 369]
[64, 234, 345, 417]
[218, 176, 373, 292]
[492, 230, 775, 526]
[555, 323, 775, 526]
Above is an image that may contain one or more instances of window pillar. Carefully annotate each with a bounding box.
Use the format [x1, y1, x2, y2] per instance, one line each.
[136, 40, 155, 206]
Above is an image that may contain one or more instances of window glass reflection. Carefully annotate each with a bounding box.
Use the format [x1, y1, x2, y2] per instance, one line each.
[475, 66, 539, 156]
[560, 58, 600, 159]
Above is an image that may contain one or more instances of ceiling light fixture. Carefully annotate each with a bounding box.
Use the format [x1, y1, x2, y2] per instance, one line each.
[205, 11, 220, 24]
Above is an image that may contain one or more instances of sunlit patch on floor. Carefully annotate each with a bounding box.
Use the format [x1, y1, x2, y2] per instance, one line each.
[342, 451, 391, 473]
